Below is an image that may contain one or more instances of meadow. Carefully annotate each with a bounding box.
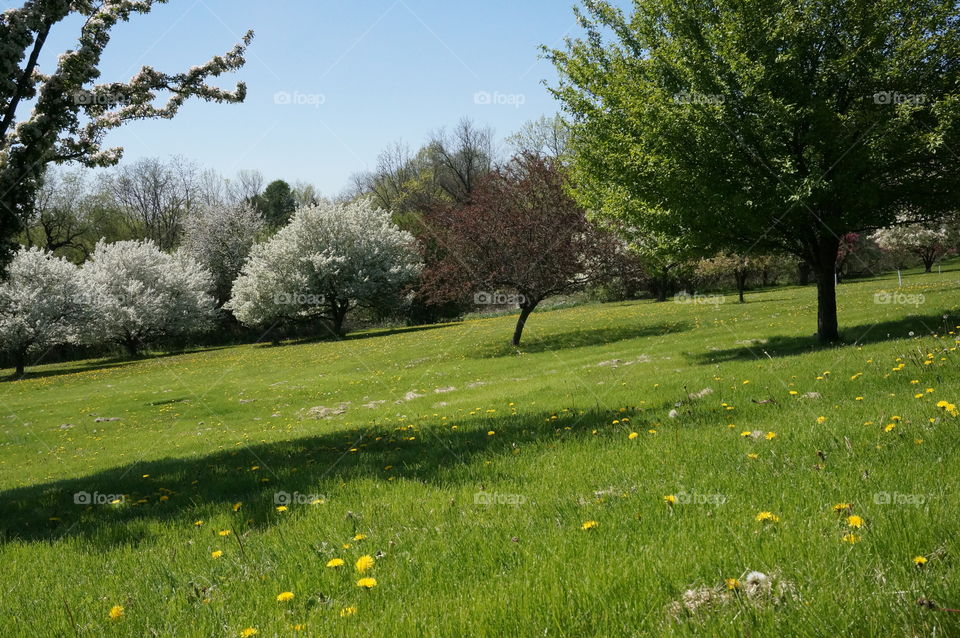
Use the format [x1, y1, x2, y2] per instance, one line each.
[0, 265, 958, 637]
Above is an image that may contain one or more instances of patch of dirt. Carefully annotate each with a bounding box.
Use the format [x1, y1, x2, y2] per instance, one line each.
[302, 403, 351, 419]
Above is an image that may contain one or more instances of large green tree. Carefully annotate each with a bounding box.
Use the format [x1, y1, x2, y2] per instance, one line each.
[0, 0, 253, 276]
[549, 0, 960, 341]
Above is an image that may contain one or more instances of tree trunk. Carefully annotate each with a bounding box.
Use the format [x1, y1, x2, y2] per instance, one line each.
[123, 338, 140, 358]
[512, 300, 539, 346]
[13, 351, 25, 378]
[812, 237, 841, 343]
[736, 271, 746, 303]
[328, 300, 349, 338]
[923, 258, 934, 273]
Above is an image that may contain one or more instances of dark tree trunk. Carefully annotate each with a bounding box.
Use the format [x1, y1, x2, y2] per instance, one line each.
[122, 338, 140, 358]
[923, 258, 934, 273]
[735, 270, 746, 303]
[798, 262, 811, 286]
[13, 352, 25, 378]
[512, 300, 539, 346]
[327, 300, 349, 338]
[812, 237, 841, 343]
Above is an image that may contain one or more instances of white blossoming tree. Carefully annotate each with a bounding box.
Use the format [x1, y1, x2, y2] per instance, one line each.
[180, 201, 265, 307]
[227, 199, 422, 338]
[81, 239, 216, 356]
[0, 247, 92, 377]
[0, 1, 253, 274]
[872, 219, 955, 273]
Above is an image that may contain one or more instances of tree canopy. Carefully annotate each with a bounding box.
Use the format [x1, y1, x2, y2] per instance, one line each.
[548, 0, 960, 341]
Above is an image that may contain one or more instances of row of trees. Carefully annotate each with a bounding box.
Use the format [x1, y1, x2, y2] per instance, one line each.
[0, 242, 214, 376]
[19, 158, 320, 263]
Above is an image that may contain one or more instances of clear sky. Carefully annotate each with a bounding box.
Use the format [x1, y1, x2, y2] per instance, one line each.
[15, 0, 630, 196]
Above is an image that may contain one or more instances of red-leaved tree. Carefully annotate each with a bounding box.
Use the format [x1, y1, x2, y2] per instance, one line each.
[422, 153, 618, 346]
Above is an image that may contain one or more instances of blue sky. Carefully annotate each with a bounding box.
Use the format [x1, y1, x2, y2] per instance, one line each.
[21, 0, 630, 196]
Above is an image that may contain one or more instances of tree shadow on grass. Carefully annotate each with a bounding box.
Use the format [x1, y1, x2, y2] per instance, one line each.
[471, 320, 693, 358]
[0, 346, 233, 384]
[282, 321, 463, 347]
[0, 404, 666, 548]
[685, 311, 957, 365]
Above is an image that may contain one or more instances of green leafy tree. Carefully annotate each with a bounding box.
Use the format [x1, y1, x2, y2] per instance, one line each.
[257, 180, 297, 229]
[548, 0, 960, 341]
[0, 1, 253, 275]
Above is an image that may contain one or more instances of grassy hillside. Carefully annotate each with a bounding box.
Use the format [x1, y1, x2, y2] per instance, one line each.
[1, 266, 959, 637]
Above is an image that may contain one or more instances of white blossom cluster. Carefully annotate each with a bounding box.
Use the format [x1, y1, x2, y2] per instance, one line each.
[226, 198, 422, 335]
[0, 240, 215, 372]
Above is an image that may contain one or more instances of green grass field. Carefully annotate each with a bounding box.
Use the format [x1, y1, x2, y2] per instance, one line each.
[1, 266, 959, 637]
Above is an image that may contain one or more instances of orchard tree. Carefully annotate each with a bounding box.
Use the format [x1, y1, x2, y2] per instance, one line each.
[0, 247, 92, 377]
[873, 219, 954, 272]
[549, 0, 960, 342]
[422, 153, 618, 346]
[180, 201, 265, 306]
[0, 1, 253, 275]
[227, 199, 422, 338]
[81, 239, 215, 356]
[257, 180, 296, 229]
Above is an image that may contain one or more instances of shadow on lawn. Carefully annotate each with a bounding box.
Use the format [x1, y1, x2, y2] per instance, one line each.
[1, 346, 233, 384]
[687, 310, 957, 365]
[472, 320, 692, 358]
[283, 321, 462, 347]
[0, 404, 659, 547]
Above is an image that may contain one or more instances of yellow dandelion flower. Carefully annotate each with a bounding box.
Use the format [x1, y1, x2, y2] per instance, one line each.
[277, 591, 294, 602]
[581, 520, 598, 531]
[765, 432, 776, 440]
[326, 558, 345, 568]
[276, 505, 288, 512]
[788, 390, 798, 395]
[211, 550, 223, 559]
[747, 453, 759, 459]
[108, 605, 124, 620]
[816, 416, 827, 424]
[832, 503, 852, 513]
[884, 423, 896, 432]
[663, 495, 677, 505]
[755, 511, 780, 523]
[355, 555, 375, 573]
[339, 606, 357, 617]
[353, 533, 366, 540]
[913, 556, 928, 566]
[725, 578, 741, 590]
[846, 515, 864, 528]
[357, 577, 377, 589]
[232, 502, 242, 511]
[240, 629, 258, 638]
[628, 432, 638, 439]
[487, 431, 495, 436]
[842, 533, 860, 544]
[194, 520, 204, 527]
